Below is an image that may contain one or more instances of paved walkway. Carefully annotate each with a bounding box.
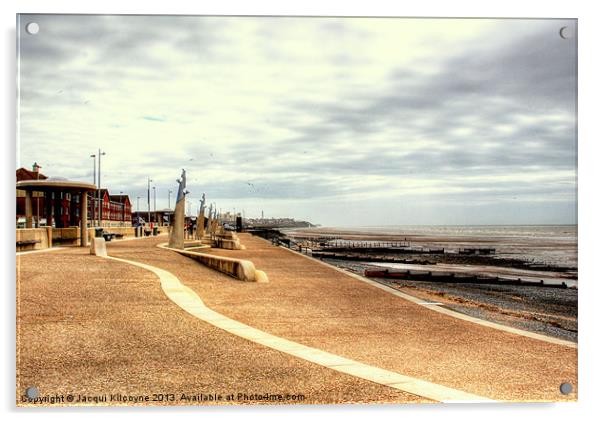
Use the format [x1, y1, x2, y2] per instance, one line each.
[17, 243, 423, 405]
[107, 234, 577, 402]
[106, 253, 489, 403]
[17, 233, 578, 404]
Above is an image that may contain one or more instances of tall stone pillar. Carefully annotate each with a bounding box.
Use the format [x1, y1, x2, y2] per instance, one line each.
[168, 169, 187, 249]
[46, 226, 53, 248]
[80, 192, 88, 247]
[25, 190, 33, 228]
[45, 192, 53, 227]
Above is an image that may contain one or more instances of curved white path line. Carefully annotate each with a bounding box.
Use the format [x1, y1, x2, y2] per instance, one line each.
[283, 247, 577, 349]
[104, 254, 494, 403]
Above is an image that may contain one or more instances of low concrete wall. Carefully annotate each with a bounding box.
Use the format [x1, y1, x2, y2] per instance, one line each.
[18, 226, 146, 250]
[160, 244, 268, 283]
[103, 227, 136, 237]
[87, 226, 169, 241]
[52, 227, 79, 245]
[16, 228, 50, 251]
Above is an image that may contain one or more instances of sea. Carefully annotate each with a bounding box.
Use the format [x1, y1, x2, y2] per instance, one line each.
[295, 225, 577, 268]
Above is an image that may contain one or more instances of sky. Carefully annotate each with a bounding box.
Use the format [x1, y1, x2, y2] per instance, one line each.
[17, 15, 577, 226]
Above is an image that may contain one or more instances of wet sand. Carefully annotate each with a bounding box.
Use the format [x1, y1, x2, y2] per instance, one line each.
[288, 226, 578, 267]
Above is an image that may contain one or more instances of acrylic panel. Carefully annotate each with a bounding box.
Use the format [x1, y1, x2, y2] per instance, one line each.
[16, 14, 577, 407]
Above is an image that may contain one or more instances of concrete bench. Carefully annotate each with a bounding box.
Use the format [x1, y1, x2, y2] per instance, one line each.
[164, 245, 268, 283]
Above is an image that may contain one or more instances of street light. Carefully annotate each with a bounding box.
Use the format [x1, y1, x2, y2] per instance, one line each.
[90, 155, 97, 185]
[152, 186, 156, 212]
[166, 190, 173, 226]
[147, 177, 153, 226]
[31, 162, 43, 227]
[136, 196, 141, 225]
[119, 191, 124, 223]
[89, 154, 96, 223]
[97, 149, 106, 226]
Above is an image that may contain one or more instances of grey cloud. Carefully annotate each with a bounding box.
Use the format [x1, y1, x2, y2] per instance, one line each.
[270, 22, 576, 180]
[17, 16, 577, 223]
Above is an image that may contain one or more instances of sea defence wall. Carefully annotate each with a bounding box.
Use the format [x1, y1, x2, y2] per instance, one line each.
[160, 243, 268, 283]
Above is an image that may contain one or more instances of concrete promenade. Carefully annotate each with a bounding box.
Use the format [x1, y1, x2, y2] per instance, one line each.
[17, 234, 577, 405]
[16, 240, 424, 406]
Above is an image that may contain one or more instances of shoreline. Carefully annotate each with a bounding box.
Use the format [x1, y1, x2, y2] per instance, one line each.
[321, 258, 578, 343]
[285, 225, 578, 268]
[276, 226, 578, 342]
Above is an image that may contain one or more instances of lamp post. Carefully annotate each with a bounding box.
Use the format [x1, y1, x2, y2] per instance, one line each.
[97, 149, 106, 226]
[90, 154, 96, 223]
[119, 191, 124, 224]
[153, 186, 156, 212]
[136, 195, 140, 226]
[147, 177, 152, 225]
[167, 189, 173, 226]
[33, 162, 42, 227]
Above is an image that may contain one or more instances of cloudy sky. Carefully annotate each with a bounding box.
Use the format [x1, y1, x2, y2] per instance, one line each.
[17, 15, 577, 226]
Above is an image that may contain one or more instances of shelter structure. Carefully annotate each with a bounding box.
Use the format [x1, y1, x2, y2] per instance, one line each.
[16, 178, 96, 247]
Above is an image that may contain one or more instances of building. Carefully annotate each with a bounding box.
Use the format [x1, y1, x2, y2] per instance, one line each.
[16, 165, 132, 228]
[16, 164, 47, 227]
[109, 194, 132, 224]
[88, 189, 132, 227]
[16, 173, 96, 247]
[131, 208, 173, 226]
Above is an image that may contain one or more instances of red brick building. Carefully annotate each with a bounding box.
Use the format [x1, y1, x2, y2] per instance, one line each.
[88, 189, 132, 227]
[17, 165, 132, 228]
[109, 194, 132, 224]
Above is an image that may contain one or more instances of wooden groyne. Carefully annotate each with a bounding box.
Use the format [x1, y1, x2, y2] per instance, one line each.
[299, 239, 494, 256]
[363, 268, 574, 289]
[311, 251, 433, 264]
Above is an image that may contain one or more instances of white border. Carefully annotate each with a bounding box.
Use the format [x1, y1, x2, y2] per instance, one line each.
[3, 1, 600, 421]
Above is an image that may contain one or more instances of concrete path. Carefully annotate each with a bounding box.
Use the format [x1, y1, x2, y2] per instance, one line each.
[106, 234, 576, 402]
[105, 253, 490, 403]
[17, 242, 424, 405]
